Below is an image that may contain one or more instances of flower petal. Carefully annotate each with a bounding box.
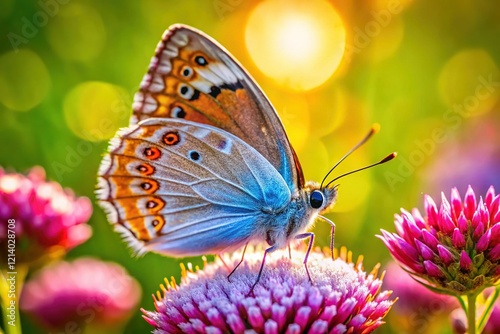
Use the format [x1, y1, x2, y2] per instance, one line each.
[459, 251, 473, 271]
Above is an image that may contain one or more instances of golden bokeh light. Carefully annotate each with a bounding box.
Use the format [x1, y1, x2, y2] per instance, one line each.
[0, 49, 50, 112]
[245, 0, 346, 91]
[63, 81, 130, 141]
[438, 49, 499, 117]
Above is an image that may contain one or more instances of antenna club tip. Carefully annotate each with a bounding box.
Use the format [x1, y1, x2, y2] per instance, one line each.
[371, 123, 381, 134]
[380, 152, 397, 163]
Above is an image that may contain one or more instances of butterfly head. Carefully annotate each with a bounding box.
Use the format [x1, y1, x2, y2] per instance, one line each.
[304, 181, 338, 213]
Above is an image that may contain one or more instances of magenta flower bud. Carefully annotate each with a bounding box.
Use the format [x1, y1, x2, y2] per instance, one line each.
[402, 211, 422, 240]
[452, 228, 466, 248]
[451, 187, 463, 219]
[490, 224, 500, 244]
[472, 210, 482, 229]
[425, 195, 439, 227]
[439, 211, 456, 234]
[0, 166, 92, 264]
[459, 251, 473, 271]
[473, 221, 485, 241]
[477, 229, 491, 252]
[143, 248, 395, 333]
[457, 213, 469, 234]
[441, 192, 452, 213]
[412, 208, 426, 229]
[415, 239, 436, 260]
[437, 245, 455, 265]
[464, 185, 477, 220]
[424, 261, 445, 278]
[488, 195, 500, 223]
[422, 229, 439, 251]
[380, 186, 500, 296]
[490, 244, 500, 261]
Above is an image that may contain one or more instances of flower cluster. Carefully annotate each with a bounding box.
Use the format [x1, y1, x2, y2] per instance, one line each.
[0, 166, 92, 263]
[143, 247, 395, 334]
[379, 185, 500, 295]
[20, 257, 141, 331]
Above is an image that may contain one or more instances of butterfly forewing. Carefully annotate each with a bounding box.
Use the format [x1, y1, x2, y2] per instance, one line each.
[132, 24, 304, 189]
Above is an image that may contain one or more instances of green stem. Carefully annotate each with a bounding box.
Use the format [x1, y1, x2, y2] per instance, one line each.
[467, 293, 478, 334]
[0, 266, 27, 334]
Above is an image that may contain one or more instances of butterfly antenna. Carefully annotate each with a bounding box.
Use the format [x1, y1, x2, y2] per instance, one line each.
[324, 152, 397, 189]
[320, 124, 381, 189]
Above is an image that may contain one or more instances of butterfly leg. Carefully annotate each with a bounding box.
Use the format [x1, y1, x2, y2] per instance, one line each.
[294, 232, 315, 283]
[248, 245, 277, 296]
[319, 215, 336, 259]
[288, 244, 292, 259]
[227, 242, 248, 282]
[218, 254, 231, 272]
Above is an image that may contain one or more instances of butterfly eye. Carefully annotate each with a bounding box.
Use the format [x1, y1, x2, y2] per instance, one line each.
[181, 66, 193, 78]
[310, 190, 324, 209]
[170, 106, 186, 118]
[194, 55, 208, 66]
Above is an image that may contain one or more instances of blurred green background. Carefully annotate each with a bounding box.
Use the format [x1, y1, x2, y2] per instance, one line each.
[1, 0, 499, 332]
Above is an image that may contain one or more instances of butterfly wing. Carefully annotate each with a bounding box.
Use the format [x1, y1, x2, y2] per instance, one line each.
[97, 118, 291, 256]
[132, 24, 304, 189]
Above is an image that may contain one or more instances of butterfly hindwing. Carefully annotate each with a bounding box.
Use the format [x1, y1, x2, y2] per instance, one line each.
[97, 118, 292, 255]
[132, 24, 304, 189]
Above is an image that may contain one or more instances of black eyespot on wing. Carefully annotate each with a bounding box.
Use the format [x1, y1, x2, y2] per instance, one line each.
[195, 55, 208, 66]
[310, 190, 324, 209]
[171, 106, 186, 118]
[180, 85, 190, 96]
[182, 66, 193, 77]
[178, 84, 200, 101]
[188, 150, 201, 161]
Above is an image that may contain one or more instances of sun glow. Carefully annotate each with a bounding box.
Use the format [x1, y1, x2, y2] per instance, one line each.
[245, 0, 346, 91]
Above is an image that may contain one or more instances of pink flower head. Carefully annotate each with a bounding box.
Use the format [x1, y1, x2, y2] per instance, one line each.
[20, 257, 141, 331]
[143, 247, 396, 334]
[0, 166, 92, 262]
[379, 185, 500, 296]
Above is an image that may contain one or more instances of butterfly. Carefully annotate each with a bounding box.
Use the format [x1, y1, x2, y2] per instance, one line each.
[97, 24, 395, 290]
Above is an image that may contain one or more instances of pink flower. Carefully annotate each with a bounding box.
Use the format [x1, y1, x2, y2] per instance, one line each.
[20, 257, 141, 331]
[0, 166, 92, 262]
[379, 185, 500, 295]
[143, 247, 395, 334]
